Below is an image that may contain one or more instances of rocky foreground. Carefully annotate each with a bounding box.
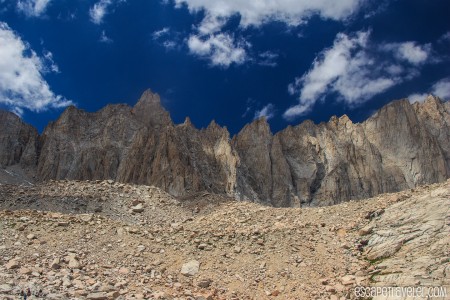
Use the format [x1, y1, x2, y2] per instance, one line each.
[0, 180, 449, 299]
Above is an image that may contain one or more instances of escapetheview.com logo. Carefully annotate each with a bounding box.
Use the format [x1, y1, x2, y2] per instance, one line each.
[354, 286, 448, 298]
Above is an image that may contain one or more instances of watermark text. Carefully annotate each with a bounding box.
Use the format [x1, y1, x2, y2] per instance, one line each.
[354, 286, 448, 298]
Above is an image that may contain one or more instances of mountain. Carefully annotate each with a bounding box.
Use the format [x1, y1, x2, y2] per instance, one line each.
[1, 90, 449, 207]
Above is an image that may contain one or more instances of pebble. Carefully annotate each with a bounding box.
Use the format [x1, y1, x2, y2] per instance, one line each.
[197, 278, 212, 288]
[132, 204, 144, 213]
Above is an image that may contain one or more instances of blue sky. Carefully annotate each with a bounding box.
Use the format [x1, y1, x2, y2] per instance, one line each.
[0, 0, 449, 134]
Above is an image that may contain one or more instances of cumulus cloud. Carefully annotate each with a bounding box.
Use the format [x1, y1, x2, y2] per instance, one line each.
[381, 41, 431, 65]
[284, 31, 434, 120]
[408, 77, 450, 103]
[89, 0, 112, 24]
[0, 22, 72, 116]
[17, 0, 51, 17]
[285, 31, 373, 118]
[197, 14, 227, 35]
[407, 93, 427, 104]
[174, 0, 363, 29]
[89, 0, 127, 24]
[187, 33, 247, 67]
[432, 78, 450, 100]
[254, 103, 275, 120]
[173, 0, 364, 68]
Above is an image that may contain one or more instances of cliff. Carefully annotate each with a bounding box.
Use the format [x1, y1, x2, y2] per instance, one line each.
[1, 91, 449, 207]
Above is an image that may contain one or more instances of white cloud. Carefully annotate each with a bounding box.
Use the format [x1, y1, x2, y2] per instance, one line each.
[258, 51, 279, 67]
[187, 33, 247, 67]
[241, 97, 256, 118]
[431, 77, 450, 100]
[409, 77, 450, 103]
[285, 31, 372, 118]
[197, 14, 227, 35]
[99, 30, 113, 43]
[89, 0, 127, 24]
[254, 103, 275, 120]
[283, 104, 311, 120]
[385, 64, 404, 76]
[241, 106, 251, 118]
[174, 0, 363, 29]
[152, 27, 181, 51]
[284, 31, 433, 120]
[152, 27, 170, 40]
[89, 0, 112, 24]
[438, 31, 450, 43]
[162, 40, 177, 50]
[0, 22, 72, 115]
[17, 0, 51, 17]
[408, 93, 427, 104]
[381, 41, 431, 65]
[43, 50, 59, 72]
[174, 0, 364, 68]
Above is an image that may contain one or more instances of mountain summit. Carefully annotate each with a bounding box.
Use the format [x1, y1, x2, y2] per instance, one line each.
[132, 89, 172, 128]
[1, 91, 449, 207]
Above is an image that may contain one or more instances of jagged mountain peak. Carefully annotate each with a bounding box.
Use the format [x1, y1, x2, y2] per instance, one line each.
[58, 104, 78, 115]
[238, 116, 272, 136]
[132, 89, 172, 127]
[419, 94, 445, 112]
[425, 94, 443, 103]
[205, 119, 225, 132]
[135, 89, 161, 106]
[206, 119, 219, 131]
[183, 116, 193, 126]
[0, 91, 449, 207]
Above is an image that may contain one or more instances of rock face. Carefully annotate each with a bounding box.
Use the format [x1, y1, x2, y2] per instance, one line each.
[0, 110, 39, 169]
[234, 96, 450, 206]
[363, 182, 450, 287]
[36, 91, 239, 199]
[1, 91, 449, 207]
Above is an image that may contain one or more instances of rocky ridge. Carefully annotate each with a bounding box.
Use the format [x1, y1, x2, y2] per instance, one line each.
[1, 91, 449, 207]
[0, 179, 448, 299]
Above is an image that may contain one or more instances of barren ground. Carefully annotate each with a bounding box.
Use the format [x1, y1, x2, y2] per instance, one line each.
[0, 179, 449, 299]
